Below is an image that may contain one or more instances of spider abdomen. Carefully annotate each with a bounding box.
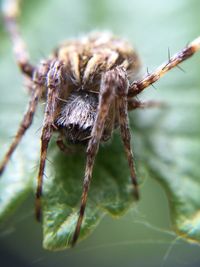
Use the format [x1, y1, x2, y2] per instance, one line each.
[56, 91, 98, 143]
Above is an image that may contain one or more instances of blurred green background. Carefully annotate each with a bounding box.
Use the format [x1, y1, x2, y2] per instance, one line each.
[0, 0, 200, 266]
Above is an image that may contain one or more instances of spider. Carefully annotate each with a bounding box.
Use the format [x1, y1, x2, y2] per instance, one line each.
[1, 0, 200, 246]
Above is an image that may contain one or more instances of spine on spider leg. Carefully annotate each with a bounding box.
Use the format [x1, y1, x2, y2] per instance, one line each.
[128, 36, 200, 97]
[2, 0, 34, 77]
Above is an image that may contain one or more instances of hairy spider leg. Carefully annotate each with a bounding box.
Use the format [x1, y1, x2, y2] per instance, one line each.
[0, 83, 41, 175]
[128, 99, 166, 110]
[128, 36, 200, 97]
[35, 60, 64, 221]
[71, 69, 118, 246]
[56, 136, 69, 153]
[1, 0, 51, 177]
[0, 58, 50, 175]
[115, 67, 139, 199]
[2, 0, 34, 77]
[56, 135, 74, 155]
[71, 66, 139, 246]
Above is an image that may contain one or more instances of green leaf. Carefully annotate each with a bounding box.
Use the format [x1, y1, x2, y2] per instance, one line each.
[133, 88, 200, 243]
[42, 135, 136, 250]
[0, 0, 200, 251]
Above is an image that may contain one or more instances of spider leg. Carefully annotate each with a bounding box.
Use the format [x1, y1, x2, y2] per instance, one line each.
[56, 136, 68, 153]
[114, 68, 139, 199]
[2, 0, 35, 77]
[128, 99, 166, 110]
[71, 68, 121, 246]
[0, 83, 41, 175]
[56, 135, 74, 155]
[128, 36, 200, 97]
[35, 60, 64, 221]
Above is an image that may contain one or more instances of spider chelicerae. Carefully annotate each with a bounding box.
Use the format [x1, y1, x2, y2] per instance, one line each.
[1, 0, 200, 246]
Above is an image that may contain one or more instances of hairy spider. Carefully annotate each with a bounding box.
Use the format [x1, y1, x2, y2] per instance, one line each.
[1, 0, 200, 246]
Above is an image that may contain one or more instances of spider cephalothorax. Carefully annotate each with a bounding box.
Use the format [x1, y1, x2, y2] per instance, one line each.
[1, 0, 200, 246]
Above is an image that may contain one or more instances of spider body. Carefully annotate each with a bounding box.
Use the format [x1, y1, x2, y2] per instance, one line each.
[53, 32, 140, 144]
[1, 0, 200, 247]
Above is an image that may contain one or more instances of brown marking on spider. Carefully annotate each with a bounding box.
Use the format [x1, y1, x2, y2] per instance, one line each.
[1, 0, 200, 247]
